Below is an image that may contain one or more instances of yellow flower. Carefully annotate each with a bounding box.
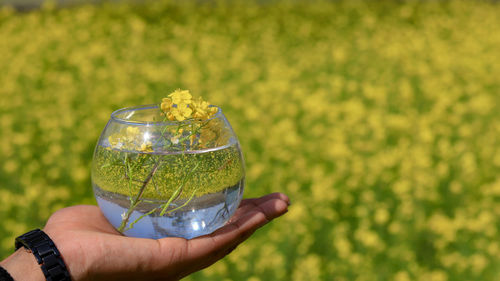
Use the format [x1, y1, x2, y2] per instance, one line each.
[161, 89, 217, 122]
[192, 97, 209, 118]
[106, 127, 156, 152]
[125, 126, 140, 138]
[138, 141, 153, 153]
[160, 97, 173, 113]
[168, 89, 192, 105]
[200, 128, 216, 146]
[192, 97, 218, 120]
[166, 111, 175, 121]
[210, 107, 218, 115]
[170, 103, 192, 121]
[108, 134, 121, 149]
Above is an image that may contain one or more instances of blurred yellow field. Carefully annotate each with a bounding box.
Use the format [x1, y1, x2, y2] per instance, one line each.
[0, 0, 499, 280]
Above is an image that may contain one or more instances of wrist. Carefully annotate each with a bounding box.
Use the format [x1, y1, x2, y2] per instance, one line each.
[0, 248, 45, 281]
[14, 229, 72, 281]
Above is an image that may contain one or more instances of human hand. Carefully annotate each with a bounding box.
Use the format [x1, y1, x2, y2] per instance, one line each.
[1, 193, 289, 281]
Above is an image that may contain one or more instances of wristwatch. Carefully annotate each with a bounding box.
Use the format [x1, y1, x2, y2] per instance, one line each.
[15, 229, 71, 281]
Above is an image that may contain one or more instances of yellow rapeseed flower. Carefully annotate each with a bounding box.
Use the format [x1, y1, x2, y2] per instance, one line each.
[200, 127, 216, 145]
[192, 97, 210, 119]
[106, 127, 155, 152]
[192, 97, 218, 120]
[125, 126, 140, 138]
[161, 90, 217, 122]
[168, 89, 192, 105]
[170, 102, 193, 121]
[138, 141, 153, 153]
[160, 97, 173, 113]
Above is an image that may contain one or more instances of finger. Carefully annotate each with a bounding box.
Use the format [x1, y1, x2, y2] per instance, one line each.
[186, 197, 289, 261]
[229, 193, 290, 223]
[240, 192, 291, 207]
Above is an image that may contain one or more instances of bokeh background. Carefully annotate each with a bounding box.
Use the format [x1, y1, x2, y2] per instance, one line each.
[1, 0, 500, 280]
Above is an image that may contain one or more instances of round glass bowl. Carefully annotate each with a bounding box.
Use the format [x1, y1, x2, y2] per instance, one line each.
[91, 105, 245, 239]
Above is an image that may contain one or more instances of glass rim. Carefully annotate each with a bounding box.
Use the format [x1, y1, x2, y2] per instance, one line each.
[110, 104, 224, 126]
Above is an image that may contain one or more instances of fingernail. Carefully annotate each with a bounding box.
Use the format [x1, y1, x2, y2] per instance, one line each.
[282, 194, 291, 206]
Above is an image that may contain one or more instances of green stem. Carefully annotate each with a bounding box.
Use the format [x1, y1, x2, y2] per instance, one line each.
[124, 205, 160, 231]
[124, 162, 201, 231]
[165, 187, 200, 213]
[159, 161, 200, 216]
[117, 157, 162, 232]
[125, 154, 134, 200]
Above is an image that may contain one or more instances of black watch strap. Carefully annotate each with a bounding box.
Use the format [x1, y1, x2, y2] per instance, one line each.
[0, 266, 14, 281]
[15, 229, 71, 281]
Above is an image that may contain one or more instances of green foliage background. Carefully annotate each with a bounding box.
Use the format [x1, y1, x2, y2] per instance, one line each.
[1, 1, 500, 280]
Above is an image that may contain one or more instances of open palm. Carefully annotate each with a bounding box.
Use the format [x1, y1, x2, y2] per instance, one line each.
[42, 193, 290, 281]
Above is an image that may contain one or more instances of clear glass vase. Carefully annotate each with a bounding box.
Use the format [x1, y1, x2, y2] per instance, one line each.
[91, 104, 245, 239]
